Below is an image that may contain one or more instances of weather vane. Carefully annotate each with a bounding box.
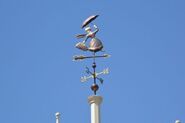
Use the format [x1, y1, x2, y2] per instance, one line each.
[73, 15, 110, 95]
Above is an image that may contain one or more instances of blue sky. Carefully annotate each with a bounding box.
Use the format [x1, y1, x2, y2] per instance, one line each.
[0, 0, 185, 123]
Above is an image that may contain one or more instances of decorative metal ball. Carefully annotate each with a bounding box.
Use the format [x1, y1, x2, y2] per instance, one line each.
[92, 62, 96, 68]
[91, 84, 99, 92]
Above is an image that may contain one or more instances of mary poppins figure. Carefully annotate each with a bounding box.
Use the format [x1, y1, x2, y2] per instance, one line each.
[75, 15, 104, 53]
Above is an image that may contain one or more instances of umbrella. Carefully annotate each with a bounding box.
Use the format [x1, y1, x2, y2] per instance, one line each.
[81, 15, 99, 28]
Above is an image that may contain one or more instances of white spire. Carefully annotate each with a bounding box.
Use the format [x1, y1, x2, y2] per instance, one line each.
[175, 120, 181, 123]
[88, 96, 103, 123]
[55, 112, 61, 123]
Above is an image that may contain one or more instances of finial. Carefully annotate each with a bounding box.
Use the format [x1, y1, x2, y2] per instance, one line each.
[55, 112, 61, 118]
[73, 15, 110, 95]
[55, 112, 61, 123]
[175, 120, 181, 123]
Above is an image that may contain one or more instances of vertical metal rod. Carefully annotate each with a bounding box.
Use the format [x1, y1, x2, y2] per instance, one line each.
[93, 52, 97, 95]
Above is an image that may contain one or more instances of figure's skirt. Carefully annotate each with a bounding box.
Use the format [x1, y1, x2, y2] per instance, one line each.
[88, 38, 103, 52]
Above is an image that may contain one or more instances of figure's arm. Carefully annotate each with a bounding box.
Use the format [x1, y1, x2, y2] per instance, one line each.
[93, 24, 99, 34]
[76, 34, 86, 39]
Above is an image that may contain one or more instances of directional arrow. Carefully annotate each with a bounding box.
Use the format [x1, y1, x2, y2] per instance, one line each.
[73, 54, 110, 61]
[81, 68, 109, 83]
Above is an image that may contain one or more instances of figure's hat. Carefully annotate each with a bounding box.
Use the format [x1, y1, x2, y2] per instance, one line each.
[85, 26, 91, 31]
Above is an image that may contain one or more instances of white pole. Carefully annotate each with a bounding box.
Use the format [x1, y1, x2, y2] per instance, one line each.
[88, 96, 103, 123]
[55, 112, 61, 123]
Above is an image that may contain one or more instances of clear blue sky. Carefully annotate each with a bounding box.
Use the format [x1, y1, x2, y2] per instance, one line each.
[0, 0, 185, 123]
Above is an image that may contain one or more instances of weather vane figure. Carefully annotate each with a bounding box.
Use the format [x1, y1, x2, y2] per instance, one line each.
[75, 15, 103, 52]
[73, 15, 110, 95]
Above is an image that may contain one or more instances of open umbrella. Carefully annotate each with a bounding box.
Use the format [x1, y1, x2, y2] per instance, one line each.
[81, 15, 99, 28]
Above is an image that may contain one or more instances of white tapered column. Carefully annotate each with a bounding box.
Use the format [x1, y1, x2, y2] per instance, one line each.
[55, 112, 61, 123]
[88, 96, 103, 123]
[175, 120, 181, 123]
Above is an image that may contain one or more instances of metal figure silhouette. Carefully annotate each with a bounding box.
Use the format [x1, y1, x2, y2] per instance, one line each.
[75, 15, 103, 53]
